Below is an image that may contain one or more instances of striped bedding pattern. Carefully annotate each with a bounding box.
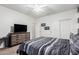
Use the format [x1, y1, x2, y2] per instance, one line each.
[17, 37, 70, 55]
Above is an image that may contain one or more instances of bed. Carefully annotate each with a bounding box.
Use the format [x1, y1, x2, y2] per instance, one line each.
[17, 34, 79, 55]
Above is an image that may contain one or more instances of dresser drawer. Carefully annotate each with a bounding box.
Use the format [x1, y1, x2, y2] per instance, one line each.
[10, 32, 30, 46]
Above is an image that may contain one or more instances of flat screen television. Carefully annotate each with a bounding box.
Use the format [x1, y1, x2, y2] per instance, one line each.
[14, 24, 27, 32]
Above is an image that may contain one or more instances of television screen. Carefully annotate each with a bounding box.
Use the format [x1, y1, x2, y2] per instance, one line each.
[14, 24, 27, 32]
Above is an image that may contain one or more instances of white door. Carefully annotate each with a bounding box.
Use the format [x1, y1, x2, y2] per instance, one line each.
[59, 19, 72, 39]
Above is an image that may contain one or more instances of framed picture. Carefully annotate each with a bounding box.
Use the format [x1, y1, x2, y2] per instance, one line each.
[10, 26, 14, 32]
[41, 23, 46, 27]
[44, 26, 50, 30]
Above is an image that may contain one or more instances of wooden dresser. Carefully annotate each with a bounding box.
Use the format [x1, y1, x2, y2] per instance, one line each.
[9, 32, 30, 47]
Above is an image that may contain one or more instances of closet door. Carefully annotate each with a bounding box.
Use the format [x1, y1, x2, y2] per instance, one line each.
[59, 19, 72, 39]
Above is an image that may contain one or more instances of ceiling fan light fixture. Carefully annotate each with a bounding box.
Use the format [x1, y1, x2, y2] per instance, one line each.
[26, 4, 48, 13]
[33, 7, 43, 12]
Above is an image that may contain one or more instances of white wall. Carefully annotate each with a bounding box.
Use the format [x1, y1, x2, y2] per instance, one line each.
[35, 9, 79, 39]
[0, 5, 35, 39]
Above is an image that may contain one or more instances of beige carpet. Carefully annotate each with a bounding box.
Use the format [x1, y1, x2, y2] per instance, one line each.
[0, 45, 19, 55]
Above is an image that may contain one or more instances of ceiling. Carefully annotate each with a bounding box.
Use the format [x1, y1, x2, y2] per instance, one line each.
[1, 4, 79, 18]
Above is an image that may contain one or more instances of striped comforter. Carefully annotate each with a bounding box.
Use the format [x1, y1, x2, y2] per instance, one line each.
[17, 37, 70, 55]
